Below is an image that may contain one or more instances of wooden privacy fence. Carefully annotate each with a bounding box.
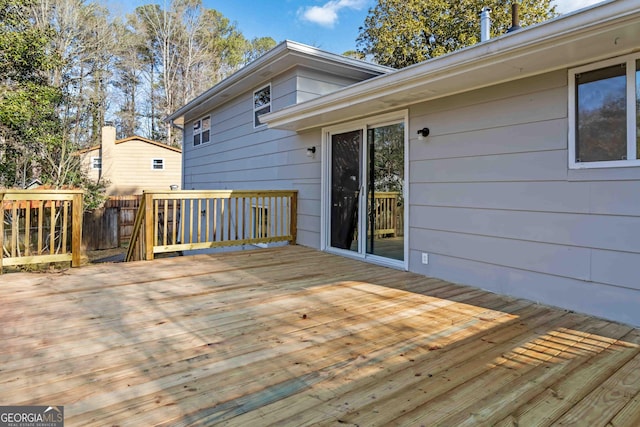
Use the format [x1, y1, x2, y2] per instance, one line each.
[82, 196, 143, 250]
[126, 190, 297, 262]
[1, 189, 83, 273]
[105, 195, 141, 244]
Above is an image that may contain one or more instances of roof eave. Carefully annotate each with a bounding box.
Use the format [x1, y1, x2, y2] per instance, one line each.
[166, 40, 393, 126]
[262, 0, 640, 131]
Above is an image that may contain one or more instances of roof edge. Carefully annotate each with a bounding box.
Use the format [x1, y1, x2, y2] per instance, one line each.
[165, 40, 393, 124]
[262, 0, 638, 131]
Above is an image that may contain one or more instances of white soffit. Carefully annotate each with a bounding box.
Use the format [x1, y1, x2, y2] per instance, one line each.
[263, 0, 640, 131]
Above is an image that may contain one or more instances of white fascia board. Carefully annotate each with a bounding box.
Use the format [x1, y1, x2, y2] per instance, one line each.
[263, 0, 640, 131]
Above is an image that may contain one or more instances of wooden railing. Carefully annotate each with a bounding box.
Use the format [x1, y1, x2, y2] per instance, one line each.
[1, 189, 83, 273]
[126, 190, 298, 262]
[370, 191, 402, 237]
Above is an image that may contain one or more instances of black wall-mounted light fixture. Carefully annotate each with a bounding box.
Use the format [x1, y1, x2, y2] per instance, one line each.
[306, 146, 316, 157]
[417, 127, 430, 140]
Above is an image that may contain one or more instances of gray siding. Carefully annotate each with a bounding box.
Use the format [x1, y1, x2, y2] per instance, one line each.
[182, 69, 322, 249]
[408, 70, 640, 326]
[296, 67, 366, 103]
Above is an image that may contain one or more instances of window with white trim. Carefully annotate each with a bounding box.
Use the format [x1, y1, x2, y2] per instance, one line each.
[193, 115, 210, 146]
[569, 53, 640, 168]
[253, 84, 271, 127]
[152, 158, 164, 170]
[91, 157, 101, 170]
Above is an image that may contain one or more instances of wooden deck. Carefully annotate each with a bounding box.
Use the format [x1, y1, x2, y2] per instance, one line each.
[1, 246, 640, 426]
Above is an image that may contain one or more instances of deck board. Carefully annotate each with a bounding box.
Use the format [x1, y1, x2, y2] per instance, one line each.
[1, 245, 639, 426]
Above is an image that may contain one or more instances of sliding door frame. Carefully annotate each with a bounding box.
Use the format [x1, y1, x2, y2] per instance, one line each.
[320, 110, 409, 270]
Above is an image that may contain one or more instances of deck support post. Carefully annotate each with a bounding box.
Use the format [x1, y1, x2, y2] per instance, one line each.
[289, 191, 297, 244]
[71, 192, 84, 267]
[144, 191, 154, 261]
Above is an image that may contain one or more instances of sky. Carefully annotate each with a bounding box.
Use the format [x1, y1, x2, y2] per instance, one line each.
[113, 0, 607, 55]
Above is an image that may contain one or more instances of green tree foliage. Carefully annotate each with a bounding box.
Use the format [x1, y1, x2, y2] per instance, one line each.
[0, 0, 60, 187]
[1, 0, 274, 202]
[243, 37, 277, 65]
[126, 0, 274, 145]
[0, 0, 107, 207]
[357, 0, 557, 68]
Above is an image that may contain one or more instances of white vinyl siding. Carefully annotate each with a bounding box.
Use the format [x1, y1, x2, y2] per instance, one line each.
[569, 53, 640, 169]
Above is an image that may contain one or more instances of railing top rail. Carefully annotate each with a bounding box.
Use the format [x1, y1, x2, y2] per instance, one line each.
[142, 190, 298, 200]
[368, 191, 401, 196]
[1, 190, 83, 201]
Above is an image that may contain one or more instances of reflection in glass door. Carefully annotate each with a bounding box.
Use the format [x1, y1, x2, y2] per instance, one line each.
[367, 123, 404, 261]
[327, 119, 405, 264]
[330, 130, 362, 252]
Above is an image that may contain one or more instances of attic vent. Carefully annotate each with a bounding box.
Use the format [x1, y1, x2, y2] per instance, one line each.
[506, 3, 522, 33]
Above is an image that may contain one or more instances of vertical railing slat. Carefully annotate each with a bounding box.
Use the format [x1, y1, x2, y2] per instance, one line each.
[213, 198, 218, 242]
[37, 201, 44, 254]
[71, 193, 83, 267]
[62, 201, 69, 254]
[0, 199, 4, 274]
[290, 192, 297, 244]
[234, 196, 239, 240]
[163, 199, 169, 246]
[205, 199, 210, 242]
[49, 201, 55, 255]
[24, 201, 31, 256]
[197, 199, 202, 243]
[229, 197, 232, 241]
[144, 192, 154, 261]
[11, 203, 18, 258]
[172, 199, 178, 245]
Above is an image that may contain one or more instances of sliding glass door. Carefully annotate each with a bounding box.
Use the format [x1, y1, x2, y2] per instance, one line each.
[366, 123, 404, 261]
[330, 130, 362, 252]
[326, 114, 406, 266]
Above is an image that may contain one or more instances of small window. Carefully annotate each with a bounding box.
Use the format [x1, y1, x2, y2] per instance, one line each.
[152, 158, 164, 170]
[254, 84, 271, 127]
[91, 157, 101, 170]
[569, 53, 640, 168]
[193, 115, 210, 146]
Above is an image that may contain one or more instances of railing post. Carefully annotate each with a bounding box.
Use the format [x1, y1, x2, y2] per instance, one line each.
[289, 191, 297, 245]
[71, 192, 84, 267]
[0, 192, 4, 274]
[144, 192, 154, 260]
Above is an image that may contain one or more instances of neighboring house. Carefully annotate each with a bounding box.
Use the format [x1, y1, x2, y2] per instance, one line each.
[79, 125, 182, 195]
[168, 1, 640, 327]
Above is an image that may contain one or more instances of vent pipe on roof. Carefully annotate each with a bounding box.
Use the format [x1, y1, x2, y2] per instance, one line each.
[506, 3, 522, 33]
[480, 7, 492, 42]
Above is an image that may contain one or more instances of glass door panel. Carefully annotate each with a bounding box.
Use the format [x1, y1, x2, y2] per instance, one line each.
[366, 123, 404, 261]
[330, 130, 362, 252]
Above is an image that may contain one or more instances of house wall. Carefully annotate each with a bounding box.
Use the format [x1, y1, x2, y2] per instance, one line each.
[181, 66, 364, 248]
[80, 147, 101, 182]
[105, 140, 181, 195]
[296, 67, 367, 103]
[83, 127, 182, 196]
[407, 69, 640, 326]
